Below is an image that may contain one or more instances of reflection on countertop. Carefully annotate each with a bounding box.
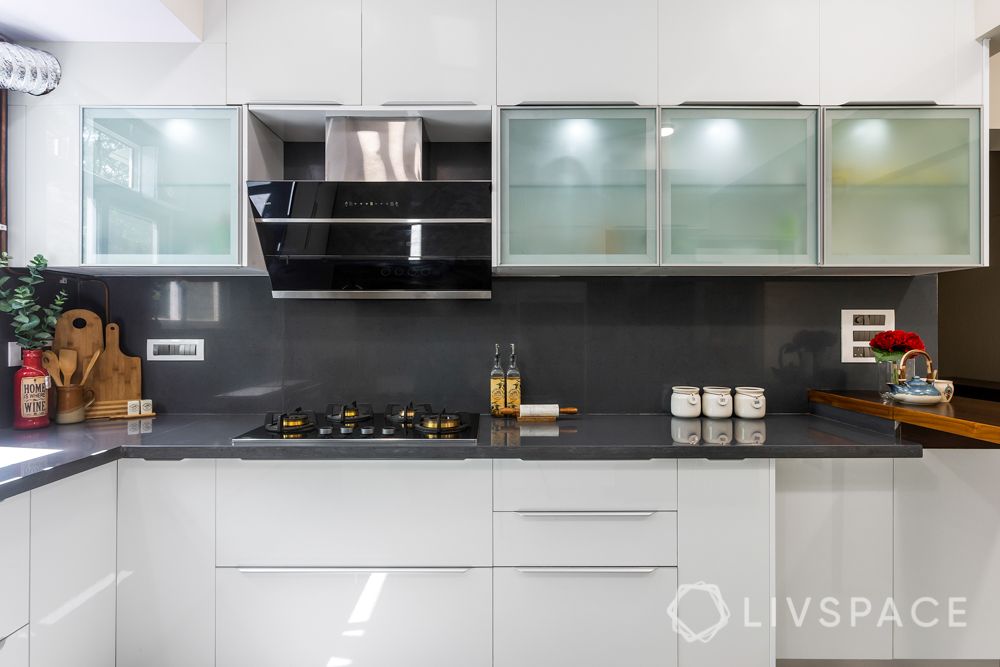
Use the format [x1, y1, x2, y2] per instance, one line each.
[0, 412, 920, 501]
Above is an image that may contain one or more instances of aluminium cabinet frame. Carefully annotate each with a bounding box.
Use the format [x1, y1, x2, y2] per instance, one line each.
[79, 105, 244, 269]
[493, 105, 663, 270]
[493, 104, 986, 276]
[820, 105, 985, 270]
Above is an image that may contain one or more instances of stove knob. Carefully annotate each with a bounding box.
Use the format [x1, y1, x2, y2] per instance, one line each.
[318, 426, 333, 436]
[382, 426, 396, 436]
[360, 426, 375, 436]
[340, 426, 354, 435]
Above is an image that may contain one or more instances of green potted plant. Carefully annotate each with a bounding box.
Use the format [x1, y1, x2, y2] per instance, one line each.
[0, 253, 68, 429]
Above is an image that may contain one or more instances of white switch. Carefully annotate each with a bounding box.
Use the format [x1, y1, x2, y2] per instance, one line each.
[146, 339, 205, 361]
[7, 342, 21, 367]
[841, 309, 895, 363]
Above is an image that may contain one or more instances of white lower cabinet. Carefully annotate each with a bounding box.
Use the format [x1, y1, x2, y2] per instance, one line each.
[216, 460, 492, 566]
[775, 459, 893, 659]
[0, 626, 28, 667]
[494, 566, 677, 667]
[494, 510, 677, 567]
[29, 463, 116, 667]
[677, 459, 773, 667]
[116, 459, 216, 667]
[0, 493, 29, 641]
[894, 450, 1000, 659]
[216, 566, 491, 667]
[493, 459, 677, 511]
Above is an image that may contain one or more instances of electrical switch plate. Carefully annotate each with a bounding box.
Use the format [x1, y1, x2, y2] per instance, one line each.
[146, 338, 204, 361]
[7, 342, 21, 367]
[841, 309, 895, 363]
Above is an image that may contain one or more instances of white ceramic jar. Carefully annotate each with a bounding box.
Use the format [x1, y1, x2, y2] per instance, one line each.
[701, 386, 733, 418]
[734, 386, 766, 419]
[670, 386, 702, 418]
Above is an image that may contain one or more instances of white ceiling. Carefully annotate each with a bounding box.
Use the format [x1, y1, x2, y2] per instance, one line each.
[0, 0, 202, 43]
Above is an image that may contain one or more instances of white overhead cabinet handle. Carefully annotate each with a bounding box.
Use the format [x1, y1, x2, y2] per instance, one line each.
[381, 101, 476, 106]
[514, 567, 657, 574]
[514, 511, 655, 517]
[237, 567, 471, 573]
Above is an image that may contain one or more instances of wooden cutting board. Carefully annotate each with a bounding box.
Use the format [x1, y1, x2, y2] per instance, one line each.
[88, 322, 141, 404]
[53, 309, 104, 385]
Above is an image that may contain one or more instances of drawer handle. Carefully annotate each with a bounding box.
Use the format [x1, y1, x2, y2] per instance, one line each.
[514, 567, 657, 574]
[514, 511, 656, 517]
[237, 567, 471, 573]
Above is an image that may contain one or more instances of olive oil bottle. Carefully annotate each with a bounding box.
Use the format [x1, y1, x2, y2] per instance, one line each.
[490, 344, 506, 417]
[505, 343, 522, 412]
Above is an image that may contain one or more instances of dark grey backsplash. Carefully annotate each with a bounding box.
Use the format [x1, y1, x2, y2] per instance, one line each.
[0, 274, 936, 423]
[0, 273, 936, 424]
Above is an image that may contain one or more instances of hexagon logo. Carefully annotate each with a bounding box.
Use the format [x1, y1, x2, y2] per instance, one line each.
[666, 581, 731, 643]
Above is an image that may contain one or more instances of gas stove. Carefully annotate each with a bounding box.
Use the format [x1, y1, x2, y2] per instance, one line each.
[233, 403, 480, 445]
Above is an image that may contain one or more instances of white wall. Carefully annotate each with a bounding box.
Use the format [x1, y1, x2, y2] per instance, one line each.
[976, 0, 1000, 39]
[5, 0, 227, 267]
[992, 52, 1000, 129]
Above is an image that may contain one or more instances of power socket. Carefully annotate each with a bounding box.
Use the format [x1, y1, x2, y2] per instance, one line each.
[841, 309, 895, 363]
[7, 342, 22, 367]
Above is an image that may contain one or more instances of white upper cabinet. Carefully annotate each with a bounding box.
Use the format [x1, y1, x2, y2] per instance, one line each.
[362, 0, 496, 105]
[820, 0, 983, 105]
[497, 0, 659, 105]
[227, 0, 362, 104]
[658, 0, 820, 105]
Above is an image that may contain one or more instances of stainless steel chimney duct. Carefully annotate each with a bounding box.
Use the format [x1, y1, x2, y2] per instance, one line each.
[0, 42, 61, 96]
[325, 116, 424, 181]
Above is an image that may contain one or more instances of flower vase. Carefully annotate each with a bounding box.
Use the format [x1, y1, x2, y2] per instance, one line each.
[873, 350, 903, 400]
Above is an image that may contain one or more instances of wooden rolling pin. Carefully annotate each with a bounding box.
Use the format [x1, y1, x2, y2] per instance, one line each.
[498, 404, 578, 422]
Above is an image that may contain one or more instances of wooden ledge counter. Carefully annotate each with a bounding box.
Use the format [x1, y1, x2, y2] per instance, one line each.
[810, 389, 1000, 447]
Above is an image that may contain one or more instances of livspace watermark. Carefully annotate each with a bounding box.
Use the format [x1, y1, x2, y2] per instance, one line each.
[667, 583, 968, 643]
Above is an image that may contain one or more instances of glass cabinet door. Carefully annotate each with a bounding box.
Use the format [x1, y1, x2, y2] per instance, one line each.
[824, 107, 981, 266]
[660, 108, 818, 265]
[500, 108, 658, 266]
[82, 107, 240, 266]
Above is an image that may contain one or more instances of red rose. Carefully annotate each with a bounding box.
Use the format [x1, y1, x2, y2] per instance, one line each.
[870, 329, 925, 353]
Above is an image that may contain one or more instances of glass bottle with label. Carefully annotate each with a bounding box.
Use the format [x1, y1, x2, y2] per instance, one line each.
[14, 349, 50, 430]
[506, 343, 522, 412]
[490, 344, 506, 417]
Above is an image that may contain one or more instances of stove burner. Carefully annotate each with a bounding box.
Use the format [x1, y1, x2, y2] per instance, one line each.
[264, 409, 317, 435]
[385, 402, 433, 424]
[326, 402, 373, 424]
[414, 409, 469, 435]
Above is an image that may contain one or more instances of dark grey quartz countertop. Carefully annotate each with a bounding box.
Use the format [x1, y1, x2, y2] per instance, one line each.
[0, 412, 920, 501]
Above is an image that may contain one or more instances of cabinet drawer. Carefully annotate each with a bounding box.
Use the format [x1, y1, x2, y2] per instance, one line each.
[0, 626, 28, 667]
[217, 460, 491, 566]
[217, 567, 491, 667]
[493, 459, 677, 511]
[494, 510, 677, 566]
[494, 566, 677, 667]
[0, 494, 29, 641]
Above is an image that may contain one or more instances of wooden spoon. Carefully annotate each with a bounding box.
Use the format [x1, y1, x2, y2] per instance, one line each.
[79, 348, 102, 386]
[58, 348, 78, 387]
[42, 350, 63, 387]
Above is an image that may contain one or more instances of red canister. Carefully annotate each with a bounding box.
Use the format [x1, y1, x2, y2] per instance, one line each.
[14, 349, 50, 429]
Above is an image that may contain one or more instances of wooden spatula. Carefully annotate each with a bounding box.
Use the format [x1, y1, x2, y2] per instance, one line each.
[80, 348, 102, 386]
[58, 349, 78, 387]
[42, 350, 63, 387]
